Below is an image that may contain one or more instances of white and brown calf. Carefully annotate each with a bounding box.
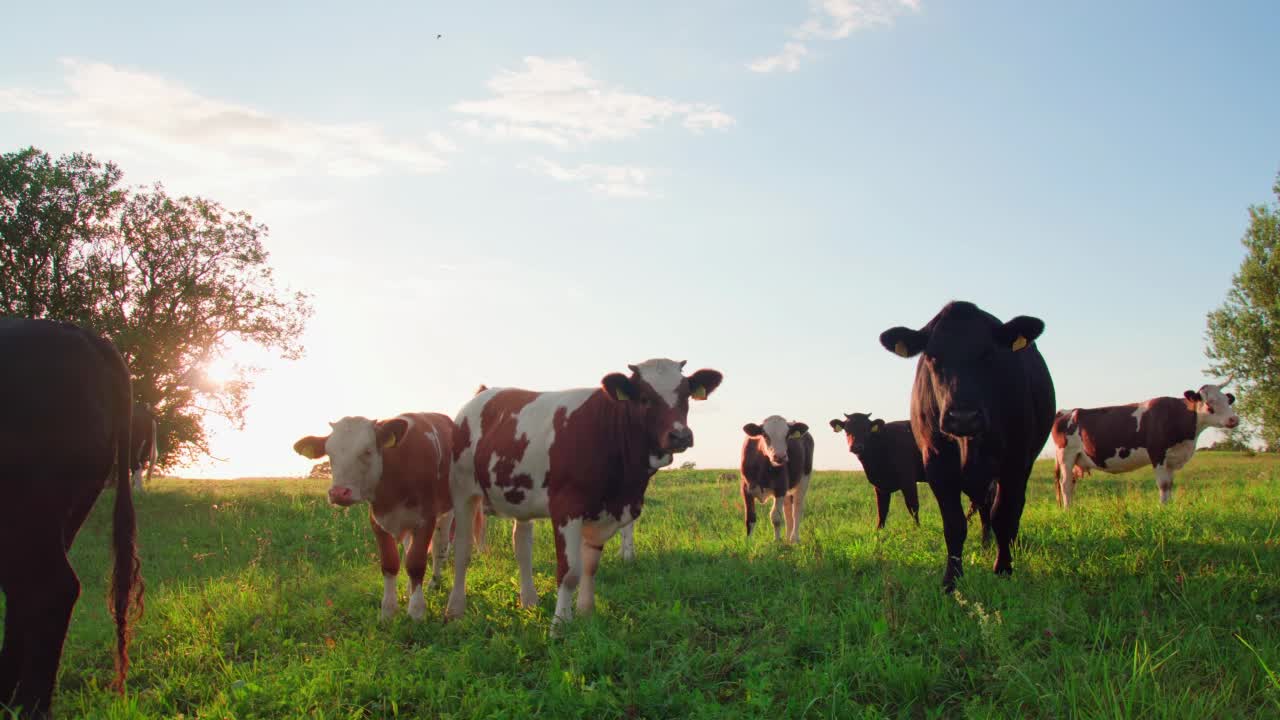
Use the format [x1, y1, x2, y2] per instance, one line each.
[293, 412, 455, 621]
[1052, 380, 1238, 506]
[446, 358, 722, 632]
[741, 416, 814, 543]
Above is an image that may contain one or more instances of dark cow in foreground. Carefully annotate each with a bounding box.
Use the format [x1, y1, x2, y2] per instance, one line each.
[740, 416, 813, 542]
[829, 413, 922, 528]
[129, 403, 158, 492]
[446, 359, 722, 631]
[294, 413, 457, 621]
[880, 301, 1055, 592]
[0, 318, 143, 717]
[1052, 379, 1239, 507]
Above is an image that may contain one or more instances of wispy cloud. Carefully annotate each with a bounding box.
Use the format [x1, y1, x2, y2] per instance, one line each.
[524, 157, 656, 199]
[0, 58, 452, 179]
[453, 56, 734, 147]
[750, 0, 920, 73]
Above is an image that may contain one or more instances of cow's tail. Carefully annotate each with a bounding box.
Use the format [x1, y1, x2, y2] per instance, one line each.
[105, 344, 144, 694]
[145, 416, 158, 485]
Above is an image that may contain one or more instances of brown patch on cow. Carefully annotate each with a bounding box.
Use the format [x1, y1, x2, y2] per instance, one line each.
[1062, 397, 1197, 469]
[369, 413, 455, 522]
[474, 389, 540, 493]
[504, 489, 526, 504]
[452, 416, 472, 464]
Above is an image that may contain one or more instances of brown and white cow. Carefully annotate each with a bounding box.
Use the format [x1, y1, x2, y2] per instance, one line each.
[1052, 379, 1239, 507]
[740, 416, 813, 542]
[293, 412, 458, 621]
[445, 359, 722, 631]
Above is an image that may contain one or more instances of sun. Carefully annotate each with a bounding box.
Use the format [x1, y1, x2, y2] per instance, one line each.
[202, 353, 239, 387]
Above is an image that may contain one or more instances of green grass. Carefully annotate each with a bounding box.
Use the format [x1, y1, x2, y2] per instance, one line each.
[10, 452, 1280, 718]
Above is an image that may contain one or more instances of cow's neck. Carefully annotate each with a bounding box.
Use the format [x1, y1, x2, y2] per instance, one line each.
[598, 393, 666, 490]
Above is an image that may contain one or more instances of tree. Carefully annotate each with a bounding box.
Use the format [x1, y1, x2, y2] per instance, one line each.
[1, 147, 313, 467]
[1206, 170, 1280, 449]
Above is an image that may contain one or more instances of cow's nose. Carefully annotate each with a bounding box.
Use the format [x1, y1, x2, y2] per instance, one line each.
[1226, 417, 1240, 429]
[774, 454, 788, 465]
[667, 428, 694, 451]
[328, 487, 354, 506]
[943, 408, 985, 437]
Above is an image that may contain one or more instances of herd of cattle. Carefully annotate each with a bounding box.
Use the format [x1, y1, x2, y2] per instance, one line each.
[0, 301, 1240, 716]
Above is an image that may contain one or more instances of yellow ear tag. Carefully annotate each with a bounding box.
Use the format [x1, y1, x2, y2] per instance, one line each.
[691, 385, 707, 400]
[871, 425, 880, 433]
[788, 430, 803, 439]
[894, 341, 910, 358]
[1011, 336, 1028, 352]
[381, 433, 398, 449]
[615, 387, 631, 401]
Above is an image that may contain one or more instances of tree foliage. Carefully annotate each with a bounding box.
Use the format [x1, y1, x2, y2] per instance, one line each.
[1206, 171, 1280, 448]
[1, 147, 313, 467]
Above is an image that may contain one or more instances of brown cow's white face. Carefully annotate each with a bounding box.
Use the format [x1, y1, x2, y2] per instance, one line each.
[292, 416, 408, 506]
[744, 415, 800, 467]
[1186, 384, 1239, 430]
[600, 358, 723, 454]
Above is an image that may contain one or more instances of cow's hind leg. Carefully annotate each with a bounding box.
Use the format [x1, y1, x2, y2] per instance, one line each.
[788, 474, 810, 543]
[618, 522, 635, 562]
[1155, 464, 1174, 504]
[5, 539, 80, 717]
[874, 487, 892, 530]
[902, 483, 921, 527]
[1056, 450, 1081, 509]
[513, 519, 538, 609]
[427, 511, 451, 590]
[445, 492, 480, 620]
[405, 517, 435, 621]
[551, 518, 584, 635]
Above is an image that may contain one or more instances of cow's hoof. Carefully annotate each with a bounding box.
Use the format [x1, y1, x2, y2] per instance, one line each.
[408, 596, 427, 621]
[426, 576, 441, 591]
[994, 565, 1013, 577]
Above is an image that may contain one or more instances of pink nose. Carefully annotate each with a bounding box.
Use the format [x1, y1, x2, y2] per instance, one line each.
[328, 487, 354, 505]
[1226, 417, 1239, 429]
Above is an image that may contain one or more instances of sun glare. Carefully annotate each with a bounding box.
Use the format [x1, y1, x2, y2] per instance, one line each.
[202, 354, 238, 387]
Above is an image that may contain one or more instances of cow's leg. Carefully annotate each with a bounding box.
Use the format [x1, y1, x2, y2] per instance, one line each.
[131, 468, 145, 493]
[472, 502, 487, 552]
[789, 474, 811, 543]
[1056, 450, 1080, 509]
[742, 483, 757, 537]
[427, 511, 451, 590]
[770, 495, 785, 541]
[6, 540, 80, 717]
[405, 517, 435, 621]
[0, 585, 23, 705]
[62, 485, 103, 551]
[1155, 464, 1174, 504]
[902, 483, 921, 527]
[874, 487, 892, 530]
[990, 472, 1027, 577]
[928, 479, 968, 593]
[576, 526, 609, 616]
[513, 519, 538, 609]
[618, 522, 635, 562]
[371, 514, 401, 621]
[551, 518, 584, 634]
[783, 493, 796, 542]
[445, 491, 480, 620]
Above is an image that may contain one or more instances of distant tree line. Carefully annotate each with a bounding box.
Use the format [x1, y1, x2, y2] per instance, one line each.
[1, 147, 313, 468]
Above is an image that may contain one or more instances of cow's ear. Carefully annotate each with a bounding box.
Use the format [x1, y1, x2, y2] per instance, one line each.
[871, 419, 885, 433]
[743, 423, 764, 437]
[995, 315, 1045, 352]
[787, 422, 809, 439]
[602, 373, 636, 402]
[1227, 393, 1236, 405]
[688, 369, 723, 400]
[879, 327, 927, 358]
[375, 418, 410, 449]
[1184, 390, 1202, 403]
[829, 418, 845, 433]
[293, 435, 329, 459]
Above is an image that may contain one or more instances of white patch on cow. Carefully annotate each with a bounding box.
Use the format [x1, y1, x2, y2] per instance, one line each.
[407, 582, 426, 620]
[649, 453, 673, 470]
[759, 415, 791, 465]
[618, 522, 636, 561]
[632, 358, 684, 407]
[1100, 446, 1150, 474]
[672, 421, 685, 431]
[325, 416, 384, 503]
[374, 504, 423, 538]
[380, 574, 398, 620]
[424, 428, 441, 459]
[488, 387, 594, 520]
[1164, 439, 1197, 471]
[1131, 403, 1149, 432]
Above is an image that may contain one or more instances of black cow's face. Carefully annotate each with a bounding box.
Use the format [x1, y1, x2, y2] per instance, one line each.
[829, 413, 884, 455]
[879, 302, 1044, 439]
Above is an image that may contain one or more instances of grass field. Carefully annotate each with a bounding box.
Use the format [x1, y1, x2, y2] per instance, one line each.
[13, 452, 1280, 718]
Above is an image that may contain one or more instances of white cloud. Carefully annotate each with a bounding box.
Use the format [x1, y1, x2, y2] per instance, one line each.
[525, 157, 656, 199]
[750, 0, 920, 73]
[0, 58, 451, 180]
[452, 56, 734, 147]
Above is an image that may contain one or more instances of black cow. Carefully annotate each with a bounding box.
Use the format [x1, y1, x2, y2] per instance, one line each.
[879, 301, 1055, 592]
[129, 403, 158, 492]
[0, 318, 144, 717]
[740, 416, 814, 543]
[829, 413, 922, 528]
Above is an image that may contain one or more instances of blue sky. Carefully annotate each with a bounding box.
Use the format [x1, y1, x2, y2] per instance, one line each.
[2, 1, 1277, 477]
